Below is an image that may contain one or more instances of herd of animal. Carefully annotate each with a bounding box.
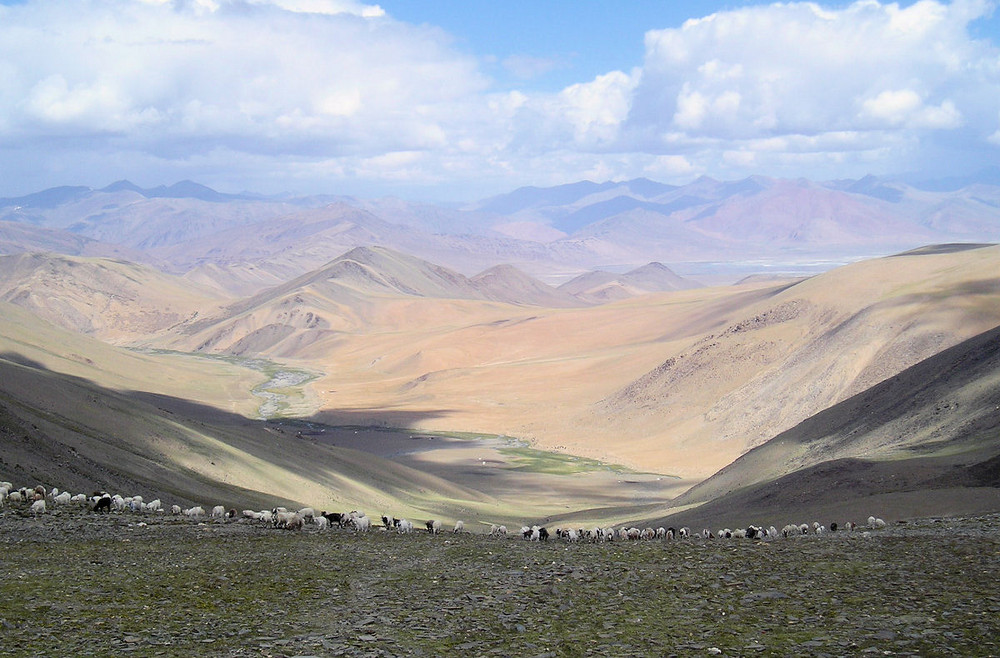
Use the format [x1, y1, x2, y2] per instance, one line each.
[0, 481, 890, 541]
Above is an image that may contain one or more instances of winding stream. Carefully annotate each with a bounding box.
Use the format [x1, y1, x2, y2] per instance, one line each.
[250, 367, 315, 419]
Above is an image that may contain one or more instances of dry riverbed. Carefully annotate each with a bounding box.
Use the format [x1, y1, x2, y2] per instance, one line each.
[1, 508, 999, 657]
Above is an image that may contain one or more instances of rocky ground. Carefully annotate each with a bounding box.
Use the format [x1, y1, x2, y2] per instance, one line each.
[1, 506, 999, 657]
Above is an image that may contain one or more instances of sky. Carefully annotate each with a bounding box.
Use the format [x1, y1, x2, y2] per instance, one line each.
[0, 0, 998, 201]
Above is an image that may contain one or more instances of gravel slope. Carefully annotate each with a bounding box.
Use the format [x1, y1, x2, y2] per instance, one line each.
[2, 505, 998, 657]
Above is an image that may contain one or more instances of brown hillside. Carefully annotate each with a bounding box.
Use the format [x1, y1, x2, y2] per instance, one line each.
[663, 321, 1000, 525]
[0, 253, 228, 344]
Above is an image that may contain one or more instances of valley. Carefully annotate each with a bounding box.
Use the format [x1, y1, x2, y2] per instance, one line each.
[0, 177, 998, 529]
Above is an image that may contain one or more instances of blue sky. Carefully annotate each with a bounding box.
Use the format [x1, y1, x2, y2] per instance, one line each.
[0, 0, 998, 201]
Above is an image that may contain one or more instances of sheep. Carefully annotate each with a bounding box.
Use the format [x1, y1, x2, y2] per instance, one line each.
[211, 505, 227, 519]
[488, 524, 507, 537]
[525, 525, 548, 541]
[171, 504, 182, 515]
[349, 513, 371, 532]
[8, 490, 23, 504]
[679, 527, 691, 538]
[397, 519, 414, 534]
[71, 493, 88, 504]
[425, 519, 442, 535]
[130, 496, 144, 513]
[869, 517, 887, 529]
[382, 515, 397, 530]
[656, 527, 666, 539]
[273, 511, 299, 528]
[279, 513, 305, 531]
[146, 499, 162, 513]
[52, 492, 72, 505]
[322, 511, 345, 527]
[30, 499, 46, 515]
[314, 516, 329, 531]
[91, 494, 112, 514]
[184, 506, 205, 519]
[298, 507, 316, 523]
[453, 520, 465, 533]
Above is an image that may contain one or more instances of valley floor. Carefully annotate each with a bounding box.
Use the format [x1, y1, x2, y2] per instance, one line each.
[2, 508, 998, 657]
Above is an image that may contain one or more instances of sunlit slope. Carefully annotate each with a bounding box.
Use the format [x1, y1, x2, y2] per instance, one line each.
[0, 302, 678, 524]
[0, 252, 229, 344]
[582, 244, 1000, 475]
[266, 244, 1000, 479]
[56, 242, 999, 483]
[0, 302, 262, 415]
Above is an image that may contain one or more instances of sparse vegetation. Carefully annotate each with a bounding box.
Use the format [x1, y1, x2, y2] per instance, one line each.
[1, 509, 998, 657]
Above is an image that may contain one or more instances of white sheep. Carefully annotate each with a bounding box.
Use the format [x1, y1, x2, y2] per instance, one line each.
[453, 520, 465, 533]
[397, 519, 414, 533]
[52, 492, 72, 505]
[425, 519, 442, 535]
[273, 511, 298, 527]
[171, 504, 182, 515]
[350, 513, 371, 532]
[184, 506, 205, 519]
[211, 505, 227, 519]
[30, 499, 47, 515]
[314, 516, 329, 531]
[298, 507, 316, 523]
[146, 499, 162, 513]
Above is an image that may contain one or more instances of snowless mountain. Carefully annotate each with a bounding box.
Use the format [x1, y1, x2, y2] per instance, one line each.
[1, 173, 998, 294]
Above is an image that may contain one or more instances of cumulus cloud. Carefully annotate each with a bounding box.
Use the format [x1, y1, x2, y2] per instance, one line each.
[0, 0, 998, 198]
[625, 0, 998, 177]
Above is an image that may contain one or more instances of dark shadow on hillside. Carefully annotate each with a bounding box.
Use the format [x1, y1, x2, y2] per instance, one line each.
[653, 451, 1000, 531]
[0, 352, 454, 509]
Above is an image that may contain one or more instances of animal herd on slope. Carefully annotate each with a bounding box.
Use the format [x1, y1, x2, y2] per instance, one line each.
[0, 481, 889, 542]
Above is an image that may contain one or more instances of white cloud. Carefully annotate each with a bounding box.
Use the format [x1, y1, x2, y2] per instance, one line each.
[620, 0, 999, 181]
[0, 0, 998, 198]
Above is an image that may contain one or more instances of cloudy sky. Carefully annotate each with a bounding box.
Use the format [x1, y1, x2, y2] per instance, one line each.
[1, 0, 998, 200]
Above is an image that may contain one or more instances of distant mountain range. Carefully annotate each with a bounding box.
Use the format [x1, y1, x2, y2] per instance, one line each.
[1, 173, 997, 294]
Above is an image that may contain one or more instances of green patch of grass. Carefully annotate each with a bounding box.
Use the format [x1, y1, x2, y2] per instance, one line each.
[497, 445, 634, 475]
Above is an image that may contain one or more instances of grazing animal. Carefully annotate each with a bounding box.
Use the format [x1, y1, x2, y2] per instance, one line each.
[453, 520, 465, 533]
[92, 495, 112, 514]
[425, 519, 442, 535]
